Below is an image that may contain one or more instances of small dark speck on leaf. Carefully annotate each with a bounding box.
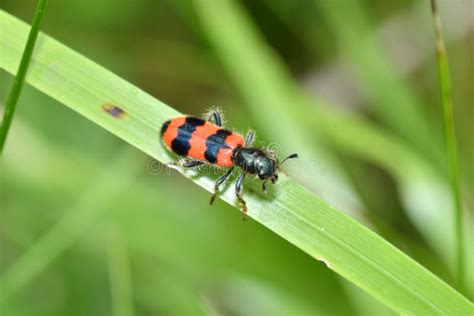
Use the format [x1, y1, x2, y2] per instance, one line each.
[102, 103, 127, 118]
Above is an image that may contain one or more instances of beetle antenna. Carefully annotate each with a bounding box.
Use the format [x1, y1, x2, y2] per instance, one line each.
[280, 153, 298, 166]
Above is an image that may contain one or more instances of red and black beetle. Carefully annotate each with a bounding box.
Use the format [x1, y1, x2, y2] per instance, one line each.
[161, 109, 298, 219]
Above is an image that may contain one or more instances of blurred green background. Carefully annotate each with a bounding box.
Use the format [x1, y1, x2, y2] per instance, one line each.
[1, 0, 472, 315]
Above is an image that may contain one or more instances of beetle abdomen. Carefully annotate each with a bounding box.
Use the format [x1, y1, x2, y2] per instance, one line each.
[161, 116, 243, 167]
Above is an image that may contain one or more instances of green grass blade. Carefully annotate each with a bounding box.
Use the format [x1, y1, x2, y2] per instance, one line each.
[0, 0, 47, 154]
[430, 0, 465, 294]
[0, 10, 472, 314]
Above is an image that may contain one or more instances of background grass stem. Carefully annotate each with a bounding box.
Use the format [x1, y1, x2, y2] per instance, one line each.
[0, 0, 47, 154]
[430, 0, 465, 294]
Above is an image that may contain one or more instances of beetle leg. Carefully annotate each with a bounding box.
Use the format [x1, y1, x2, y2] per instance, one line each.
[235, 172, 248, 220]
[210, 167, 234, 205]
[244, 130, 255, 147]
[262, 180, 268, 193]
[182, 160, 204, 168]
[167, 159, 204, 170]
[205, 107, 224, 127]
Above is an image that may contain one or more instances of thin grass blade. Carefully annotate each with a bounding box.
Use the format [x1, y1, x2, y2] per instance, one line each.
[430, 0, 466, 294]
[0, 0, 47, 154]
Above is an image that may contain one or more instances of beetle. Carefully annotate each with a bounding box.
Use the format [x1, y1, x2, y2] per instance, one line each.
[160, 109, 298, 220]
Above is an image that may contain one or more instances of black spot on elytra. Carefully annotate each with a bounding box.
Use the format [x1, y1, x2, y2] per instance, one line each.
[161, 120, 171, 137]
[185, 116, 206, 126]
[171, 117, 206, 156]
[205, 129, 232, 163]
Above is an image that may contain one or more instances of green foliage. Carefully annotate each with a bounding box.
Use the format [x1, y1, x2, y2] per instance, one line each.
[1, 10, 473, 315]
[1, 1, 473, 315]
